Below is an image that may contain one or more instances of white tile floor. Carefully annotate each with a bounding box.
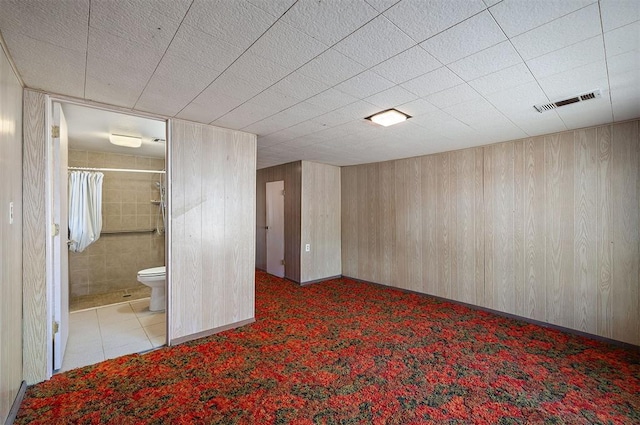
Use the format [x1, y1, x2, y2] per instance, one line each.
[58, 298, 165, 373]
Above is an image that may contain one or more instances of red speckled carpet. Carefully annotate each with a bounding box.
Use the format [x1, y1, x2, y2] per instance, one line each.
[16, 271, 640, 424]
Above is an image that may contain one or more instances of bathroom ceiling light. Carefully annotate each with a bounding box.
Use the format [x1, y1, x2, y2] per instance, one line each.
[365, 108, 411, 127]
[109, 134, 142, 148]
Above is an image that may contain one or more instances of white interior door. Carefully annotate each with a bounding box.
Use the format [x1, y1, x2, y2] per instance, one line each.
[52, 102, 69, 370]
[266, 181, 285, 278]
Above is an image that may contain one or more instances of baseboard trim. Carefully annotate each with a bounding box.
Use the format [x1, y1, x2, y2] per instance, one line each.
[342, 275, 639, 351]
[5, 380, 27, 425]
[300, 275, 343, 286]
[169, 318, 255, 345]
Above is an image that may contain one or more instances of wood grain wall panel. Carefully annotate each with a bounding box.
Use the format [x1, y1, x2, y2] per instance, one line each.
[573, 128, 598, 335]
[0, 46, 23, 422]
[169, 119, 256, 343]
[596, 125, 613, 338]
[255, 162, 301, 282]
[22, 89, 48, 384]
[300, 161, 341, 283]
[341, 166, 358, 278]
[420, 155, 438, 296]
[611, 121, 639, 344]
[523, 137, 546, 321]
[366, 163, 381, 283]
[357, 165, 372, 282]
[436, 153, 451, 299]
[485, 143, 516, 314]
[379, 161, 396, 286]
[544, 132, 575, 328]
[341, 120, 639, 345]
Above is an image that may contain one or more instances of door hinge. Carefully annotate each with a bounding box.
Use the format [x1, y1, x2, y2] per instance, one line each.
[53, 321, 59, 334]
[281, 259, 285, 266]
[51, 125, 60, 138]
[281, 190, 285, 196]
[52, 223, 59, 237]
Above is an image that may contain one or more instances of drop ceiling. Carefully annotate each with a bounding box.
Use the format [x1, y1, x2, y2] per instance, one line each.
[0, 0, 638, 169]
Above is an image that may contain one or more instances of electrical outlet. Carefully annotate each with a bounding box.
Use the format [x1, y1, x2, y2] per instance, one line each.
[305, 244, 310, 252]
[9, 202, 13, 224]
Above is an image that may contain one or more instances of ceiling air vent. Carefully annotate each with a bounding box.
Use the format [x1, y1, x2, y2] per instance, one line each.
[534, 89, 602, 113]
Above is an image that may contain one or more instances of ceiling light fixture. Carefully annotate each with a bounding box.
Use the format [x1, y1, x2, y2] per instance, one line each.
[109, 134, 142, 148]
[365, 108, 411, 127]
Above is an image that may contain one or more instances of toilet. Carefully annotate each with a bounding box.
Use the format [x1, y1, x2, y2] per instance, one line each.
[137, 266, 166, 312]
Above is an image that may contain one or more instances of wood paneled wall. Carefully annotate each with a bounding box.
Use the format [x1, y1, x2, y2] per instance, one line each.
[342, 121, 639, 345]
[256, 161, 302, 282]
[169, 119, 256, 343]
[22, 89, 49, 384]
[343, 149, 484, 302]
[300, 162, 341, 283]
[0, 44, 24, 422]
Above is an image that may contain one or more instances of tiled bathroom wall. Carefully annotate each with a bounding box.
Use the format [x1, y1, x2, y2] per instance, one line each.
[68, 150, 166, 304]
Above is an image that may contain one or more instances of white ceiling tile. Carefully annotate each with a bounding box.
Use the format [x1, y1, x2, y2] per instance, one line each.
[604, 21, 640, 57]
[443, 98, 508, 127]
[527, 35, 604, 79]
[306, 89, 359, 112]
[280, 102, 328, 123]
[401, 67, 464, 97]
[508, 112, 567, 137]
[424, 84, 482, 109]
[365, 0, 401, 13]
[247, 0, 297, 17]
[135, 53, 221, 116]
[251, 88, 301, 112]
[0, 0, 89, 52]
[364, 86, 418, 109]
[396, 99, 439, 117]
[311, 101, 380, 127]
[90, 0, 190, 51]
[489, 0, 595, 37]
[298, 48, 366, 86]
[249, 20, 328, 71]
[448, 41, 522, 80]
[511, 4, 601, 60]
[538, 60, 608, 101]
[1, 32, 86, 97]
[555, 96, 613, 129]
[199, 71, 265, 103]
[85, 76, 145, 109]
[166, 24, 243, 73]
[407, 109, 456, 128]
[610, 86, 640, 121]
[175, 96, 242, 123]
[371, 46, 441, 84]
[608, 50, 640, 84]
[267, 121, 329, 145]
[243, 114, 292, 135]
[600, 0, 640, 32]
[420, 11, 506, 64]
[383, 0, 486, 42]
[183, 0, 277, 50]
[225, 53, 291, 87]
[333, 15, 416, 68]
[282, 0, 378, 45]
[213, 101, 275, 128]
[468, 63, 535, 96]
[271, 72, 330, 101]
[486, 81, 550, 113]
[483, 0, 501, 6]
[336, 70, 395, 98]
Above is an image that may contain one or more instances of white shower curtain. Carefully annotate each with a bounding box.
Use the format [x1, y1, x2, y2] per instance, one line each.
[68, 171, 104, 252]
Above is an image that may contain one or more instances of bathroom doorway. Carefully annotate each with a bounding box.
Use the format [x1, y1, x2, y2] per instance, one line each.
[50, 100, 168, 372]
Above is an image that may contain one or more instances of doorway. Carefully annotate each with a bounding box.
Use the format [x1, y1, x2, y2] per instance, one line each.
[266, 181, 285, 278]
[49, 100, 168, 373]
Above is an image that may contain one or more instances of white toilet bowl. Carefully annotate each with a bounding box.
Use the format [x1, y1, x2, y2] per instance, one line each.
[137, 266, 166, 312]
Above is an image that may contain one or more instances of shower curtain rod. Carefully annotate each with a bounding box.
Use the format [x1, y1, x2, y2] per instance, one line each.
[68, 166, 165, 174]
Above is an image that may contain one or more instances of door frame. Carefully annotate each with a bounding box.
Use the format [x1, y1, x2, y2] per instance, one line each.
[44, 95, 170, 377]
